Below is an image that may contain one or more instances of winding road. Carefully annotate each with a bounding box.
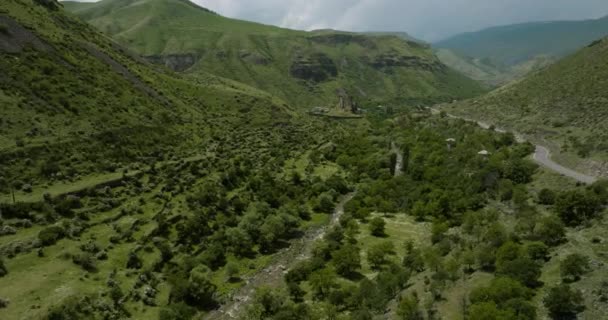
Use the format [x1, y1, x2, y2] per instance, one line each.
[533, 146, 597, 184]
[206, 192, 356, 320]
[429, 107, 598, 184]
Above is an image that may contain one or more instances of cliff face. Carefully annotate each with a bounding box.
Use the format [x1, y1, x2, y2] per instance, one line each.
[363, 53, 446, 72]
[290, 53, 338, 82]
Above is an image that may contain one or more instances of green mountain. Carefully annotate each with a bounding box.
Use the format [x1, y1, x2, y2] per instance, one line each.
[434, 16, 608, 66]
[448, 37, 608, 162]
[0, 0, 308, 192]
[63, 0, 484, 108]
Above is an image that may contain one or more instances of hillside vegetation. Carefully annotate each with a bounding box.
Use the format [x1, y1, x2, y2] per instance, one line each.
[446, 37, 608, 175]
[64, 0, 485, 108]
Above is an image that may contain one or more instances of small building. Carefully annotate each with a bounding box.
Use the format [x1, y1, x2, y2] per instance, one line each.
[478, 150, 490, 156]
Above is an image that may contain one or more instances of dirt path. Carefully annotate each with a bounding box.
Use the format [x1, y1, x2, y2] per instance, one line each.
[429, 107, 597, 184]
[206, 192, 356, 320]
[391, 142, 404, 177]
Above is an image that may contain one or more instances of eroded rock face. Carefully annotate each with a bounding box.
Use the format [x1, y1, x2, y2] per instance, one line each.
[145, 54, 198, 72]
[290, 53, 337, 82]
[363, 53, 445, 72]
[309, 34, 376, 49]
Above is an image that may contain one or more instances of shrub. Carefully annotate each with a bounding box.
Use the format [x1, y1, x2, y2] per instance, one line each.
[38, 225, 65, 246]
[0, 297, 9, 309]
[0, 258, 7, 277]
[560, 253, 591, 283]
[72, 252, 97, 272]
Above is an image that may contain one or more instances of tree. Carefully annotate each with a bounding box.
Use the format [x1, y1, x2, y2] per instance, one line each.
[497, 257, 541, 288]
[126, 251, 142, 269]
[525, 242, 549, 262]
[249, 287, 286, 318]
[332, 244, 361, 277]
[397, 294, 423, 320]
[225, 227, 253, 257]
[543, 284, 585, 320]
[560, 253, 591, 283]
[555, 190, 602, 226]
[468, 302, 514, 320]
[369, 217, 386, 237]
[186, 266, 217, 309]
[367, 241, 395, 270]
[309, 268, 337, 299]
[316, 193, 335, 214]
[538, 189, 556, 205]
[403, 242, 425, 272]
[534, 215, 565, 246]
[225, 262, 240, 282]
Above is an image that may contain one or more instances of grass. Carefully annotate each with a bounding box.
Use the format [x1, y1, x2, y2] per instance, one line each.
[357, 212, 430, 276]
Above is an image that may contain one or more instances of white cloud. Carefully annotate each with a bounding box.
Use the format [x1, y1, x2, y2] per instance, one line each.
[64, 0, 608, 41]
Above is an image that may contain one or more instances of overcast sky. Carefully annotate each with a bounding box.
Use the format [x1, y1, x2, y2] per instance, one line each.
[67, 0, 608, 41]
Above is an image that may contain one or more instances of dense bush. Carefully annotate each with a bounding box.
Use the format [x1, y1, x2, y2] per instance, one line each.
[544, 284, 585, 320]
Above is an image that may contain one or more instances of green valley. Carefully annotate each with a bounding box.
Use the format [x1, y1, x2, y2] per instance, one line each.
[1, 1, 607, 320]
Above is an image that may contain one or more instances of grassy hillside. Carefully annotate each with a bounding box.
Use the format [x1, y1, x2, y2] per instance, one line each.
[64, 0, 485, 108]
[446, 37, 608, 176]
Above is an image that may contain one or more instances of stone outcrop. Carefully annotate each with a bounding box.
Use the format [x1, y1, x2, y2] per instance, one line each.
[290, 53, 337, 82]
[145, 53, 199, 72]
[335, 88, 359, 113]
[363, 52, 445, 72]
[34, 0, 61, 11]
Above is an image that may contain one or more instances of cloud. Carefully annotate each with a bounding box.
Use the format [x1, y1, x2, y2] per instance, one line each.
[196, 0, 608, 41]
[64, 0, 608, 41]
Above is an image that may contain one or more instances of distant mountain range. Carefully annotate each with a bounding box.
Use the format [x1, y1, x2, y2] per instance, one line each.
[433, 15, 608, 85]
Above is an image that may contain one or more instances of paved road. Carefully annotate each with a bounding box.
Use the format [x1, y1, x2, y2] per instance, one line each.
[533, 146, 597, 184]
[206, 192, 356, 320]
[429, 107, 597, 184]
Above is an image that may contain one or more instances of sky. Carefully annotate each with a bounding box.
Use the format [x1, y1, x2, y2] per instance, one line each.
[66, 0, 608, 41]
